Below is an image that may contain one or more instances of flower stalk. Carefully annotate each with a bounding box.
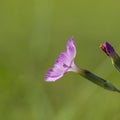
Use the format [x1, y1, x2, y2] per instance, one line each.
[112, 56, 120, 72]
[77, 67, 120, 93]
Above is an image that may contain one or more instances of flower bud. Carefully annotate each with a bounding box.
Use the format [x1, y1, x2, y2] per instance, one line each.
[100, 42, 120, 72]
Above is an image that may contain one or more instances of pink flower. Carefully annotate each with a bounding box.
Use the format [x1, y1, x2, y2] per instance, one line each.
[45, 37, 79, 82]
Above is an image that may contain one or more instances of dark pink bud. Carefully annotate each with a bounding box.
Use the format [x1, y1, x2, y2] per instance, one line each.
[100, 42, 116, 57]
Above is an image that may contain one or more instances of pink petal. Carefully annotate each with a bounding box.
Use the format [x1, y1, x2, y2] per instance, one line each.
[56, 51, 71, 67]
[67, 37, 76, 60]
[45, 67, 65, 82]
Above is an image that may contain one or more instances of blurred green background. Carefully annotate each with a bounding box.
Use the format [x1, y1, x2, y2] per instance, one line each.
[1, 0, 120, 120]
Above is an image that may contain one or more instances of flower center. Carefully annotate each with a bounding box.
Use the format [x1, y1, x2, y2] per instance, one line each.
[63, 64, 69, 68]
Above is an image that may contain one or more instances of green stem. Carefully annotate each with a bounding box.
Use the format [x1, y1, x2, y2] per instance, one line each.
[78, 68, 120, 93]
[112, 55, 120, 72]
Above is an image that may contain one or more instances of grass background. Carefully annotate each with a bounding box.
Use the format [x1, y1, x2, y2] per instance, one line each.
[0, 0, 120, 120]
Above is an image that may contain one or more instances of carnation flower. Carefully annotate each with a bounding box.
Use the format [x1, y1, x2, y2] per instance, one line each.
[46, 37, 79, 82]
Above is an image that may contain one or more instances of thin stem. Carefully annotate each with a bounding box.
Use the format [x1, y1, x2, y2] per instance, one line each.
[77, 68, 120, 93]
